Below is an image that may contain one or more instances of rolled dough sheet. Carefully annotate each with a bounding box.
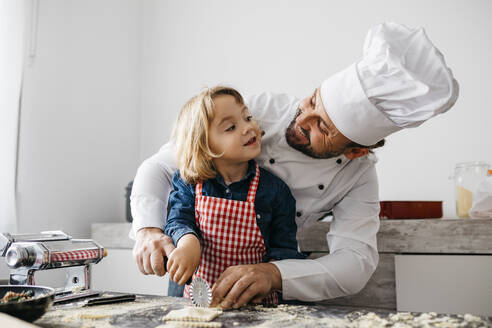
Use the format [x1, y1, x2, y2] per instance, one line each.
[162, 307, 222, 322]
[160, 322, 222, 327]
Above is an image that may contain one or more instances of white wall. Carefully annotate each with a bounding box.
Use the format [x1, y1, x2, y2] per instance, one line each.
[0, 0, 28, 282]
[0, 0, 27, 233]
[16, 0, 141, 237]
[139, 0, 492, 218]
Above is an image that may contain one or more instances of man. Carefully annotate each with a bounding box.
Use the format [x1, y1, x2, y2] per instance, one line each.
[130, 22, 458, 308]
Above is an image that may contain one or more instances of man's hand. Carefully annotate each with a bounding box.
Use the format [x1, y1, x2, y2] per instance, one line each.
[132, 227, 175, 276]
[167, 234, 201, 285]
[210, 263, 282, 309]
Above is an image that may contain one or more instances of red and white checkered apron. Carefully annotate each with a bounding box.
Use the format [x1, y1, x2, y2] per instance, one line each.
[184, 162, 277, 304]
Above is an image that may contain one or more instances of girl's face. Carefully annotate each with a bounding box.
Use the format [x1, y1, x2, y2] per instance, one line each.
[208, 95, 262, 166]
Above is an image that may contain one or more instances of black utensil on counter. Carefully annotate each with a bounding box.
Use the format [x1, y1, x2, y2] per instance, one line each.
[54, 293, 136, 309]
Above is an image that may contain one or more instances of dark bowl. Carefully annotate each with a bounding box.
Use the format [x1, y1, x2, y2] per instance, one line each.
[0, 285, 55, 322]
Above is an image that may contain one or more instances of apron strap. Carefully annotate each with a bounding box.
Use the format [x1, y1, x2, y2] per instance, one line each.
[246, 162, 260, 204]
[194, 181, 203, 224]
[194, 163, 260, 203]
[195, 181, 203, 198]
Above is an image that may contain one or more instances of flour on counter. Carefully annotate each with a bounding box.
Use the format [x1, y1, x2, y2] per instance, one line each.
[39, 297, 184, 328]
[348, 311, 491, 328]
[227, 304, 492, 328]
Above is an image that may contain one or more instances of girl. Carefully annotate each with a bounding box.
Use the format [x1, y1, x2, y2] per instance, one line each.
[164, 86, 305, 304]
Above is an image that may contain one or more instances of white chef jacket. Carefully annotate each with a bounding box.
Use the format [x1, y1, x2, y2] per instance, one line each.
[130, 92, 380, 302]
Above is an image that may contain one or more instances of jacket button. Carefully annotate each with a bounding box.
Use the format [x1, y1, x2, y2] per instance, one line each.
[269, 158, 275, 164]
[336, 159, 342, 164]
[296, 211, 302, 217]
[256, 214, 261, 219]
[318, 184, 324, 190]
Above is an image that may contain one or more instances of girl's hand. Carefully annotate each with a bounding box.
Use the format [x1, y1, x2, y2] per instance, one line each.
[167, 234, 201, 285]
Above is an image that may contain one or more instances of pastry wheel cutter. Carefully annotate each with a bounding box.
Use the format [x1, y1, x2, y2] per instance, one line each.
[164, 256, 212, 307]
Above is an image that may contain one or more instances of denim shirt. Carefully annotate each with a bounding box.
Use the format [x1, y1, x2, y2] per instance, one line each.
[165, 160, 306, 262]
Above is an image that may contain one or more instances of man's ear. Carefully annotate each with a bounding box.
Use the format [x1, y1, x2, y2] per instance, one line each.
[343, 147, 369, 160]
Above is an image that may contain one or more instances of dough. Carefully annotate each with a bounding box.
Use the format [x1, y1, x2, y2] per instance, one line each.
[78, 313, 110, 320]
[162, 307, 222, 322]
[161, 322, 222, 327]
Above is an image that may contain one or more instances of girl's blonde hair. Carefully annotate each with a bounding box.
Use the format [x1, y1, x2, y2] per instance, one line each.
[171, 86, 245, 184]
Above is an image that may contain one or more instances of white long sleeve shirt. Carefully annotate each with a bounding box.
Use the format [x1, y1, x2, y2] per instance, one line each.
[130, 92, 380, 302]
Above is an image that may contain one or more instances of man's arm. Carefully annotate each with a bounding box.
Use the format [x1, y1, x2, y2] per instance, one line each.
[272, 239, 378, 300]
[273, 165, 380, 301]
[130, 142, 177, 235]
[130, 142, 178, 276]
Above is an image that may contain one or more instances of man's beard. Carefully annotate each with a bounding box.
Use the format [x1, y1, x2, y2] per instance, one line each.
[285, 108, 345, 159]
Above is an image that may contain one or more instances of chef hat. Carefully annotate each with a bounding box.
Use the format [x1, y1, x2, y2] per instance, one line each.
[320, 22, 459, 146]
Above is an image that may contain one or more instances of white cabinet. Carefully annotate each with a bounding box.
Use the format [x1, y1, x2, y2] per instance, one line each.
[395, 255, 492, 316]
[91, 248, 169, 296]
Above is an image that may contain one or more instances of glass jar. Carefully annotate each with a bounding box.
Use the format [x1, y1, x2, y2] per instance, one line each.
[452, 162, 490, 218]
